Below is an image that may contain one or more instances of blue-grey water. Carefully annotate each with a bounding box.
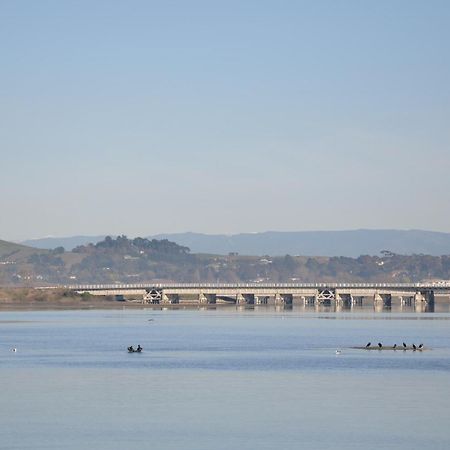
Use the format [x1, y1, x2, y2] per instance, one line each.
[1, 307, 450, 450]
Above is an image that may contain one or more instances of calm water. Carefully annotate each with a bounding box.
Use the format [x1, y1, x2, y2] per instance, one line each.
[1, 307, 450, 450]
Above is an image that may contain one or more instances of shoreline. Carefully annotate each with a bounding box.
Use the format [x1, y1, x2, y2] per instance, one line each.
[1, 287, 450, 312]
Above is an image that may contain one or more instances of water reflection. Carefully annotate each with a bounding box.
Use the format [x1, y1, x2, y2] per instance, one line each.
[156, 300, 450, 313]
[216, 302, 449, 313]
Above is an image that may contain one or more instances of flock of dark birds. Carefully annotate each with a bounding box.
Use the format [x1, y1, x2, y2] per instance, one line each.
[127, 345, 143, 353]
[365, 342, 424, 350]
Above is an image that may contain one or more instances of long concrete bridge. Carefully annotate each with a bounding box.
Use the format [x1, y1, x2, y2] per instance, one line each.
[64, 282, 450, 308]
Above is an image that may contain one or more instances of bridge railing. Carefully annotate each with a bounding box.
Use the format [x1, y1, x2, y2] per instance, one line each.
[59, 281, 450, 291]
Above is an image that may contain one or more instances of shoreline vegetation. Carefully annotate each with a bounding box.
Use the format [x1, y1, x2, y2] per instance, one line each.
[0, 288, 126, 310]
[0, 287, 223, 310]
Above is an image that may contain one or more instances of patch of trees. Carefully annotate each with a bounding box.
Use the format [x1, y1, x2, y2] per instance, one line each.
[3, 236, 450, 285]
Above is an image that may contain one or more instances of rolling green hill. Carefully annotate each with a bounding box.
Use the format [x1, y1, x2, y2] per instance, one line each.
[0, 239, 46, 260]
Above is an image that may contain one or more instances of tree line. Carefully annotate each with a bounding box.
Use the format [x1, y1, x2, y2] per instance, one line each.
[1, 236, 450, 285]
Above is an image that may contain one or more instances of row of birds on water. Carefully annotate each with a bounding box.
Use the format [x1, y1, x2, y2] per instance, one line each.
[365, 342, 424, 350]
[336, 342, 425, 354]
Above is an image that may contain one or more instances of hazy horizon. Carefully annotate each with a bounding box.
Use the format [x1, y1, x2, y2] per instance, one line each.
[2, 1, 449, 241]
[14, 227, 450, 243]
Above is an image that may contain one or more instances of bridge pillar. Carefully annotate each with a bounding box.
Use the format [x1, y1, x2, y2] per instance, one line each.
[161, 292, 171, 304]
[204, 293, 217, 304]
[351, 296, 363, 307]
[272, 293, 292, 305]
[302, 296, 316, 306]
[414, 291, 425, 304]
[416, 290, 435, 305]
[336, 293, 352, 308]
[254, 296, 270, 305]
[424, 290, 435, 305]
[374, 293, 391, 309]
[166, 294, 180, 304]
[400, 296, 414, 307]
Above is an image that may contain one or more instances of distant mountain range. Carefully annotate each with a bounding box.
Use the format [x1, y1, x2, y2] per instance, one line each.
[20, 230, 450, 257]
[21, 235, 107, 251]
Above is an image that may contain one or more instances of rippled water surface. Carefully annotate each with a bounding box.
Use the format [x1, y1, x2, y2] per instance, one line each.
[1, 307, 450, 449]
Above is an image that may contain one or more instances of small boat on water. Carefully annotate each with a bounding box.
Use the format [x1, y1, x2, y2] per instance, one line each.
[127, 345, 143, 353]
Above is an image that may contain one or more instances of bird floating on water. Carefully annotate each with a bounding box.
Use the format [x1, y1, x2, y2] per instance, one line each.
[412, 344, 417, 350]
[366, 342, 371, 348]
[393, 344, 397, 349]
[11, 348, 17, 352]
[403, 342, 407, 349]
[378, 343, 382, 349]
[335, 349, 341, 355]
[418, 344, 423, 349]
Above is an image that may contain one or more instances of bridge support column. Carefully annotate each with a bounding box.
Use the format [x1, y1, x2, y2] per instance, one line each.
[351, 296, 363, 307]
[166, 294, 180, 304]
[161, 292, 171, 304]
[400, 296, 414, 307]
[414, 291, 425, 304]
[424, 290, 435, 305]
[336, 293, 353, 309]
[254, 296, 270, 305]
[271, 294, 293, 305]
[374, 293, 391, 309]
[204, 293, 216, 304]
[302, 296, 316, 306]
[415, 290, 435, 305]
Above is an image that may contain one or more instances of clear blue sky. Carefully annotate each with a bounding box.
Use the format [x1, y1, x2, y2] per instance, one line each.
[1, 1, 449, 240]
